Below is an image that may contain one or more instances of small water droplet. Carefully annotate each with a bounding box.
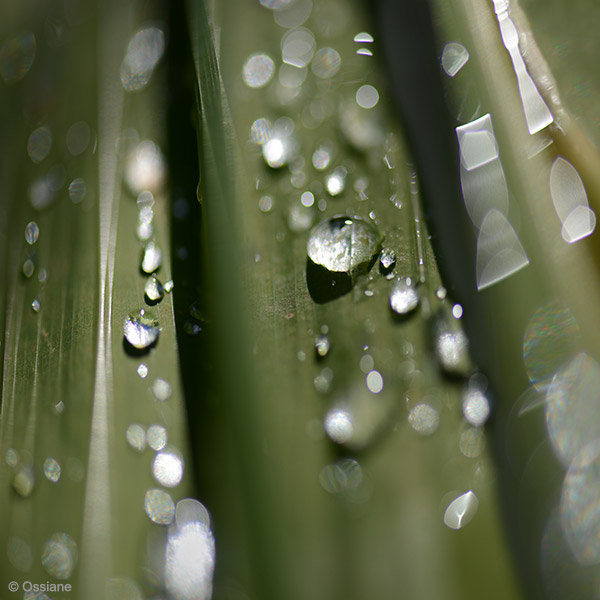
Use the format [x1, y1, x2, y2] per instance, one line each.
[434, 317, 470, 376]
[459, 427, 485, 458]
[312, 146, 331, 171]
[0, 31, 36, 84]
[462, 388, 490, 426]
[120, 27, 165, 92]
[307, 216, 382, 276]
[153, 447, 183, 487]
[27, 126, 52, 163]
[389, 278, 419, 315]
[262, 138, 289, 168]
[436, 287, 447, 300]
[31, 299, 41, 312]
[141, 241, 162, 274]
[123, 309, 159, 350]
[68, 177, 87, 204]
[144, 275, 165, 303]
[443, 490, 479, 529]
[152, 378, 172, 401]
[325, 168, 346, 196]
[126, 424, 146, 451]
[43, 457, 61, 482]
[315, 335, 331, 358]
[324, 407, 353, 444]
[379, 248, 396, 273]
[258, 195, 274, 213]
[22, 259, 35, 278]
[313, 367, 334, 393]
[144, 488, 175, 524]
[38, 268, 48, 283]
[7, 536, 32, 572]
[366, 370, 384, 394]
[311, 47, 341, 79]
[301, 191, 314, 207]
[441, 42, 470, 77]
[359, 354, 374, 373]
[24, 221, 39, 245]
[5, 448, 19, 467]
[137, 363, 149, 379]
[66, 121, 91, 156]
[41, 533, 78, 579]
[353, 32, 374, 43]
[126, 140, 165, 195]
[408, 403, 439, 435]
[163, 280, 174, 293]
[147, 424, 168, 451]
[250, 118, 272, 144]
[13, 465, 34, 496]
[356, 84, 379, 109]
[288, 203, 314, 232]
[452, 303, 464, 319]
[243, 53, 275, 88]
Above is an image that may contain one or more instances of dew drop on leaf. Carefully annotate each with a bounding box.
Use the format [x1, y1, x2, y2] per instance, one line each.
[43, 457, 61, 482]
[24, 221, 39, 245]
[389, 278, 419, 315]
[141, 241, 162, 274]
[41, 533, 78, 579]
[123, 309, 159, 350]
[144, 488, 175, 524]
[144, 275, 164, 303]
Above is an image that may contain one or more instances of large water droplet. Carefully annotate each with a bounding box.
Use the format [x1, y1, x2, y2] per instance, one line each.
[123, 309, 159, 350]
[307, 216, 382, 275]
[141, 241, 162, 274]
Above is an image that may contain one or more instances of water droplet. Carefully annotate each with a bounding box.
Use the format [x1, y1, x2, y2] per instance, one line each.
[443, 490, 479, 529]
[272, 0, 312, 28]
[153, 447, 183, 487]
[13, 465, 34, 496]
[282, 28, 315, 68]
[41, 533, 78, 579]
[353, 32, 374, 43]
[262, 138, 288, 168]
[27, 126, 52, 163]
[258, 195, 274, 213]
[459, 427, 485, 458]
[313, 367, 334, 394]
[31, 299, 40, 312]
[366, 370, 384, 394]
[452, 303, 464, 319]
[68, 177, 87, 203]
[147, 424, 168, 451]
[300, 191, 314, 208]
[137, 363, 149, 379]
[22, 259, 35, 278]
[436, 287, 447, 300]
[126, 140, 165, 195]
[144, 275, 165, 304]
[152, 378, 172, 401]
[311, 47, 341, 79]
[123, 309, 160, 350]
[389, 278, 419, 315]
[66, 121, 91, 155]
[120, 27, 165, 92]
[141, 241, 162, 274]
[7, 536, 32, 572]
[379, 248, 396, 273]
[144, 488, 175, 524]
[5, 448, 19, 467]
[24, 221, 39, 245]
[250, 118, 272, 144]
[324, 407, 353, 444]
[126, 424, 146, 451]
[356, 48, 373, 57]
[462, 388, 490, 426]
[176, 498, 211, 529]
[325, 168, 346, 196]
[359, 354, 374, 373]
[312, 146, 331, 170]
[408, 403, 439, 435]
[307, 216, 382, 275]
[288, 203, 314, 233]
[434, 317, 470, 376]
[356, 85, 379, 109]
[243, 53, 275, 88]
[441, 42, 470, 77]
[315, 335, 330, 358]
[163, 280, 174, 293]
[43, 457, 61, 482]
[0, 31, 36, 84]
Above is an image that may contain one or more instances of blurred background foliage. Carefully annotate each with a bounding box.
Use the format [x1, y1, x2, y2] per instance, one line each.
[1, 0, 600, 599]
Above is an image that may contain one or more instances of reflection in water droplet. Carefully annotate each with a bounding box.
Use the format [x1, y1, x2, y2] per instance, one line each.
[390, 278, 419, 315]
[41, 533, 78, 579]
[121, 27, 165, 92]
[152, 378, 172, 401]
[0, 31, 36, 84]
[441, 42, 470, 77]
[311, 47, 341, 79]
[141, 241, 162, 274]
[546, 353, 600, 466]
[153, 448, 183, 487]
[550, 157, 596, 243]
[523, 301, 580, 391]
[126, 424, 146, 451]
[307, 216, 382, 275]
[408, 404, 439, 435]
[43, 457, 61, 482]
[7, 536, 32, 572]
[459, 427, 485, 458]
[27, 126, 52, 163]
[31, 299, 41, 312]
[13, 466, 34, 496]
[443, 490, 479, 529]
[66, 121, 91, 155]
[137, 363, 148, 379]
[165, 520, 216, 600]
[243, 53, 275, 88]
[147, 425, 168, 451]
[325, 168, 346, 196]
[315, 335, 330, 358]
[324, 407, 353, 444]
[123, 309, 160, 349]
[366, 370, 383, 394]
[356, 85, 379, 109]
[462, 389, 490, 426]
[25, 221, 39, 245]
[126, 140, 165, 194]
[145, 275, 165, 303]
[560, 440, 600, 565]
[145, 488, 175, 524]
[69, 177, 87, 204]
